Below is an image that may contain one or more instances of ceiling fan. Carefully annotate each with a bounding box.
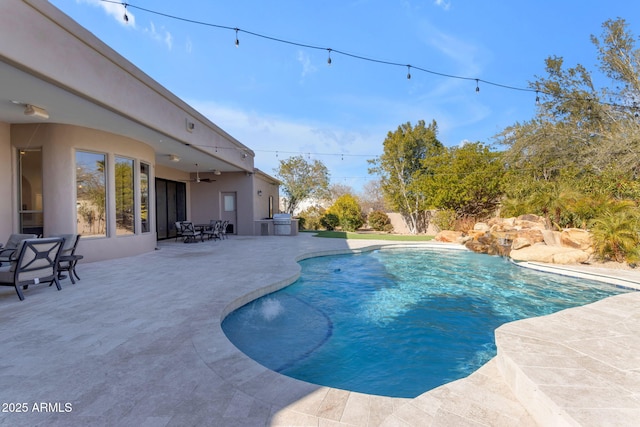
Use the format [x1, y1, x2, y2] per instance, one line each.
[189, 164, 215, 183]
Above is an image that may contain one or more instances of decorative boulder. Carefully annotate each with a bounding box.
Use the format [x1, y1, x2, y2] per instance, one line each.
[560, 228, 592, 251]
[510, 244, 590, 264]
[474, 222, 491, 232]
[435, 230, 464, 243]
[542, 230, 562, 247]
[511, 237, 532, 250]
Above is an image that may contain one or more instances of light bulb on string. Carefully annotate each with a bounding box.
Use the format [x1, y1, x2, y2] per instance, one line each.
[327, 49, 332, 65]
[406, 65, 411, 80]
[235, 28, 239, 47]
[123, 3, 129, 22]
[535, 90, 540, 105]
[475, 79, 480, 93]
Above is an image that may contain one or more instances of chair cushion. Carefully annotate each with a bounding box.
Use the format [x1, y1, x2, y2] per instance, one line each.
[0, 266, 13, 283]
[5, 234, 38, 249]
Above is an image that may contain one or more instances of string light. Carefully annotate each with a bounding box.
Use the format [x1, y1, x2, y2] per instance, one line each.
[406, 65, 411, 80]
[122, 2, 128, 22]
[535, 90, 540, 105]
[98, 0, 640, 113]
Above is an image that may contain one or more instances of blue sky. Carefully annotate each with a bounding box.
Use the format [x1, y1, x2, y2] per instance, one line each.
[49, 0, 640, 191]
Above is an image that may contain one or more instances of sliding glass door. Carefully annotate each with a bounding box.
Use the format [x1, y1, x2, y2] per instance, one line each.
[155, 178, 186, 239]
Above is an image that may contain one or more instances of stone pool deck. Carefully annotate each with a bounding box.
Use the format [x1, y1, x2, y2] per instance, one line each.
[0, 233, 638, 426]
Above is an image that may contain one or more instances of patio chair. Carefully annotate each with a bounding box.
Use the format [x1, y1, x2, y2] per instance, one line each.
[202, 220, 221, 241]
[174, 221, 185, 242]
[219, 220, 229, 240]
[0, 233, 39, 266]
[180, 221, 202, 243]
[0, 237, 65, 301]
[53, 234, 83, 284]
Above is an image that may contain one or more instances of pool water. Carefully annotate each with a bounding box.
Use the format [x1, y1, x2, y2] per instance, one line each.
[222, 249, 630, 398]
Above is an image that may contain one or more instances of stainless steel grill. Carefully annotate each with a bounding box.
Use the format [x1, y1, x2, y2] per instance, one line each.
[273, 213, 292, 235]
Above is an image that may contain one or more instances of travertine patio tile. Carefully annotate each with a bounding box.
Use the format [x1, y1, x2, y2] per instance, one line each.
[1, 235, 638, 426]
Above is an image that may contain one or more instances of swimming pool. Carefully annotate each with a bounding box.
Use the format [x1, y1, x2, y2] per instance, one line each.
[222, 248, 630, 398]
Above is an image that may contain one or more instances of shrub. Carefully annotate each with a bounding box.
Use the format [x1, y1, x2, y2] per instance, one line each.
[368, 210, 392, 232]
[590, 200, 640, 263]
[432, 209, 457, 231]
[298, 205, 325, 230]
[327, 194, 364, 232]
[320, 213, 340, 230]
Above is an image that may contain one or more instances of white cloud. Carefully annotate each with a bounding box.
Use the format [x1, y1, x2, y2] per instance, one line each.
[434, 0, 451, 11]
[297, 51, 317, 80]
[78, 0, 175, 50]
[188, 100, 384, 187]
[77, 0, 134, 26]
[145, 21, 173, 50]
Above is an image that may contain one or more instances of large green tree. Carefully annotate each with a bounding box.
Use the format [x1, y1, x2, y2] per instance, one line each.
[421, 142, 505, 219]
[498, 18, 640, 218]
[368, 120, 444, 233]
[274, 155, 330, 215]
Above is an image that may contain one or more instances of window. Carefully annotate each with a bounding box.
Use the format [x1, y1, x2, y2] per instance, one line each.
[76, 151, 107, 237]
[18, 149, 43, 235]
[115, 156, 135, 235]
[140, 163, 150, 233]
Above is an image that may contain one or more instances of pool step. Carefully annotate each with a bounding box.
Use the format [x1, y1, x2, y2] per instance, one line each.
[495, 292, 640, 427]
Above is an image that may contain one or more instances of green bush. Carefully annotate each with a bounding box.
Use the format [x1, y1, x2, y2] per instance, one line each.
[327, 194, 364, 231]
[368, 210, 392, 232]
[432, 209, 457, 231]
[320, 213, 340, 230]
[298, 205, 325, 230]
[590, 201, 640, 263]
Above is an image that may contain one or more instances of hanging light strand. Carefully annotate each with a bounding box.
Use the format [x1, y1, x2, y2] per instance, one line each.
[99, 0, 640, 111]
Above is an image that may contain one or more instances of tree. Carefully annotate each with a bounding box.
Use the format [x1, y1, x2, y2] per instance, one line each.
[496, 18, 640, 238]
[359, 179, 387, 214]
[327, 194, 364, 231]
[368, 120, 444, 233]
[329, 183, 355, 202]
[274, 156, 330, 215]
[421, 142, 505, 220]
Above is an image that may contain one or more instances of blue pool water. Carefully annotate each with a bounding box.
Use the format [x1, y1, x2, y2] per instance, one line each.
[222, 249, 631, 398]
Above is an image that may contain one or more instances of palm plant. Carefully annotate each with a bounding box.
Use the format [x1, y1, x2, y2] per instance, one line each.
[590, 200, 640, 263]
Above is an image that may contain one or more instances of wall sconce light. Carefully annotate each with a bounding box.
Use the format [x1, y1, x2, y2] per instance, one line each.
[24, 104, 49, 120]
[257, 190, 263, 196]
[186, 119, 195, 132]
[169, 154, 180, 162]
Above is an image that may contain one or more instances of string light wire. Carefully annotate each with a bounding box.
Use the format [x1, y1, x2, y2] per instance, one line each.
[107, 0, 546, 96]
[105, 1, 640, 113]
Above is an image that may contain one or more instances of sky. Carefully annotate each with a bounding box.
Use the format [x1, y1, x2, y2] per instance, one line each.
[49, 0, 640, 192]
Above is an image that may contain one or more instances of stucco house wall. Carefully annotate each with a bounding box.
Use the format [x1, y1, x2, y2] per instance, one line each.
[0, 1, 281, 262]
[10, 123, 157, 262]
[0, 122, 12, 239]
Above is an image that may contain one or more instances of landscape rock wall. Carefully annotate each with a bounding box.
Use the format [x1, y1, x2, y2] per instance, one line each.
[434, 214, 593, 265]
